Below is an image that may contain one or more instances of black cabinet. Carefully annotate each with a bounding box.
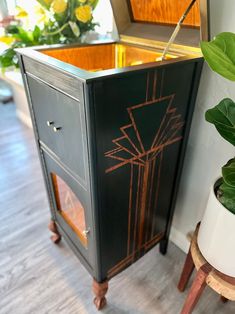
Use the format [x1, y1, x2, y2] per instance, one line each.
[17, 0, 209, 310]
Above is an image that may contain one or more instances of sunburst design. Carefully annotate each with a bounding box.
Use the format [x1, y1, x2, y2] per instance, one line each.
[104, 71, 185, 278]
[105, 95, 184, 173]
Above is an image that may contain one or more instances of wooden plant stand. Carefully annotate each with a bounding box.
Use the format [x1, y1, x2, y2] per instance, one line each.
[178, 223, 235, 314]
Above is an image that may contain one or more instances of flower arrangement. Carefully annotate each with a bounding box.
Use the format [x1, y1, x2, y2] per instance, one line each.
[0, 0, 99, 69]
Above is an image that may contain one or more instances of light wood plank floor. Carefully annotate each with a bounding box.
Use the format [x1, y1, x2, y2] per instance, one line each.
[0, 103, 234, 314]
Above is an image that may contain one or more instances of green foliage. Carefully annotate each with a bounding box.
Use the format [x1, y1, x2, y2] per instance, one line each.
[0, 25, 44, 68]
[219, 159, 235, 214]
[0, 0, 99, 69]
[205, 98, 235, 146]
[33, 26, 41, 43]
[202, 32, 235, 214]
[0, 48, 18, 68]
[90, 0, 99, 9]
[201, 32, 235, 81]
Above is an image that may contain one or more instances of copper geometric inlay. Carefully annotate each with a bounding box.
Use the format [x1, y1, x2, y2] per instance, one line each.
[105, 70, 185, 278]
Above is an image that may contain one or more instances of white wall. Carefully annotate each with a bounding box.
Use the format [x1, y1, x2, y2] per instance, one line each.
[170, 0, 235, 252]
[93, 0, 113, 34]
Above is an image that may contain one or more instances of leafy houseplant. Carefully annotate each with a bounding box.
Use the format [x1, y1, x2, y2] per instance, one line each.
[0, 0, 99, 69]
[197, 32, 235, 277]
[201, 32, 235, 214]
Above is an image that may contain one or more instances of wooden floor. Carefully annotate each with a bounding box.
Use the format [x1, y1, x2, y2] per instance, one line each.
[0, 103, 234, 314]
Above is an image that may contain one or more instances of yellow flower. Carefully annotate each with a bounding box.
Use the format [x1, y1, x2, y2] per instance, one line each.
[75, 5, 92, 23]
[0, 36, 15, 45]
[51, 0, 67, 14]
[15, 6, 28, 19]
[35, 5, 48, 24]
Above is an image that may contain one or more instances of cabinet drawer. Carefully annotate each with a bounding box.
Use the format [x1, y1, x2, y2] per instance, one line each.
[27, 75, 87, 184]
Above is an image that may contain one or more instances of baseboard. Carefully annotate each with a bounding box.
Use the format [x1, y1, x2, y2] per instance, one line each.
[170, 226, 190, 254]
[16, 110, 32, 128]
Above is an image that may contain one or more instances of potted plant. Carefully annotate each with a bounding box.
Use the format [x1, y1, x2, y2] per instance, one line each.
[0, 0, 99, 69]
[197, 32, 235, 277]
[0, 0, 99, 127]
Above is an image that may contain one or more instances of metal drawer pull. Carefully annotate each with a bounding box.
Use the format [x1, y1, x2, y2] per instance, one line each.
[83, 228, 90, 236]
[53, 126, 62, 132]
[47, 120, 54, 126]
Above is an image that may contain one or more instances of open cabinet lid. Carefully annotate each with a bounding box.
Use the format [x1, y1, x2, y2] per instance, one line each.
[110, 0, 210, 50]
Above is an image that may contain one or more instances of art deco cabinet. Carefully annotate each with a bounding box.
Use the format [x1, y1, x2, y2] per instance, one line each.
[17, 0, 209, 310]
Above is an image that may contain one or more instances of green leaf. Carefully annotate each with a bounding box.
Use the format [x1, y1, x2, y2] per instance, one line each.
[222, 158, 235, 187]
[33, 26, 41, 43]
[205, 98, 235, 145]
[15, 27, 34, 44]
[219, 158, 235, 214]
[68, 0, 77, 22]
[0, 48, 17, 68]
[5, 24, 20, 35]
[219, 181, 235, 214]
[201, 32, 235, 81]
[89, 0, 99, 9]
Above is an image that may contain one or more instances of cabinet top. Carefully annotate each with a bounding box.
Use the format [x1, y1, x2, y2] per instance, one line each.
[110, 0, 210, 50]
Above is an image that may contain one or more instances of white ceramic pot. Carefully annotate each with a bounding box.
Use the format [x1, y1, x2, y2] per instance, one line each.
[198, 178, 235, 277]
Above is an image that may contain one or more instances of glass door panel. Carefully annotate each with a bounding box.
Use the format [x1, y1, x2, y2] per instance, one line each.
[51, 173, 88, 247]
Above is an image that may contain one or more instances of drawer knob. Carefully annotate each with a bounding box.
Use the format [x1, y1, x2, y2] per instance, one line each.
[53, 126, 62, 132]
[47, 120, 54, 126]
[83, 228, 90, 236]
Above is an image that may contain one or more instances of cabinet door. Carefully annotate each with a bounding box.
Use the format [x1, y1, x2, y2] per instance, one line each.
[27, 75, 87, 186]
[43, 152, 95, 270]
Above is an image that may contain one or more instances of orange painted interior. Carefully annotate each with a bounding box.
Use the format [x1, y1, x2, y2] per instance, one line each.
[129, 0, 200, 27]
[42, 43, 176, 72]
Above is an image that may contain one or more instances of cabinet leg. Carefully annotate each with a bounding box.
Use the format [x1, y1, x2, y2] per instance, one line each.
[48, 220, 61, 244]
[92, 279, 108, 310]
[220, 296, 228, 303]
[178, 247, 195, 292]
[159, 238, 168, 255]
[180, 264, 210, 314]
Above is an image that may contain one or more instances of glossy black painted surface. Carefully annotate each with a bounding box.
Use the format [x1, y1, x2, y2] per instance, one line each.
[17, 46, 203, 283]
[27, 76, 87, 184]
[87, 61, 203, 280]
